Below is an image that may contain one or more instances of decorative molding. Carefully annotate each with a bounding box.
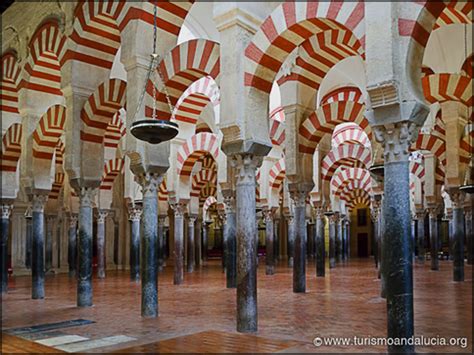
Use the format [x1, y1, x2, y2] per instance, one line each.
[78, 187, 97, 208]
[96, 210, 108, 224]
[128, 206, 142, 222]
[137, 173, 162, 198]
[374, 121, 419, 163]
[32, 194, 48, 213]
[231, 154, 261, 186]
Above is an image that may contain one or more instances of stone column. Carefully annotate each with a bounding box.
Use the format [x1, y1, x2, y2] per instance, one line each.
[307, 222, 314, 259]
[232, 154, 260, 333]
[328, 213, 336, 269]
[158, 216, 166, 272]
[1, 204, 12, 294]
[274, 218, 280, 261]
[96, 210, 108, 279]
[466, 208, 473, 265]
[290, 189, 307, 293]
[195, 217, 202, 267]
[263, 209, 274, 275]
[173, 202, 186, 285]
[187, 216, 196, 273]
[202, 221, 209, 262]
[415, 210, 425, 263]
[138, 173, 161, 317]
[336, 216, 343, 263]
[32, 194, 47, 299]
[428, 207, 439, 271]
[286, 215, 295, 267]
[448, 190, 465, 282]
[45, 215, 55, 273]
[447, 212, 454, 261]
[315, 207, 325, 277]
[344, 220, 350, 260]
[128, 206, 142, 282]
[68, 214, 78, 277]
[372, 207, 379, 268]
[77, 187, 97, 307]
[374, 121, 418, 353]
[25, 207, 32, 269]
[224, 193, 236, 288]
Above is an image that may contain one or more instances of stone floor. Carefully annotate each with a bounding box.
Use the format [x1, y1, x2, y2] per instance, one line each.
[1, 258, 472, 353]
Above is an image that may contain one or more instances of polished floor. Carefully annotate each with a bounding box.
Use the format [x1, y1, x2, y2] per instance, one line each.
[1, 258, 472, 353]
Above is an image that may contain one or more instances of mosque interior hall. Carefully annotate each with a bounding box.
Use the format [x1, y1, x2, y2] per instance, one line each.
[0, 1, 472, 354]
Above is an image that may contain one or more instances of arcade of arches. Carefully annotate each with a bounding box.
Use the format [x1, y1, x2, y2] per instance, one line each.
[1, 1, 472, 354]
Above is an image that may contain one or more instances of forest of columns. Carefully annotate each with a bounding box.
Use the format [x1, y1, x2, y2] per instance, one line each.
[1, 1, 473, 354]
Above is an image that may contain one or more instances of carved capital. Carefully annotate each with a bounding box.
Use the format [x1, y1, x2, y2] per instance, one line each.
[285, 215, 294, 225]
[415, 210, 426, 220]
[465, 209, 472, 222]
[223, 194, 236, 215]
[1, 205, 13, 219]
[158, 215, 166, 225]
[69, 214, 78, 228]
[172, 202, 187, 218]
[328, 213, 339, 224]
[427, 206, 440, 219]
[24, 206, 32, 219]
[314, 206, 325, 219]
[373, 121, 419, 163]
[231, 154, 262, 186]
[96, 210, 108, 224]
[137, 173, 162, 198]
[188, 215, 197, 226]
[128, 206, 142, 222]
[263, 208, 273, 223]
[46, 215, 56, 224]
[447, 189, 465, 209]
[78, 187, 97, 208]
[289, 189, 308, 208]
[32, 194, 48, 213]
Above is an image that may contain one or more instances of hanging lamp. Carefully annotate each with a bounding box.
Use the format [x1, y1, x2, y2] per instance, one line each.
[130, 2, 179, 144]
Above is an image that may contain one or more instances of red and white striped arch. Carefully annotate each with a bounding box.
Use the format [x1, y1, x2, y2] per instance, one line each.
[104, 112, 126, 149]
[173, 76, 220, 125]
[1, 53, 21, 115]
[196, 122, 212, 134]
[268, 158, 286, 191]
[54, 140, 65, 171]
[191, 168, 217, 198]
[147, 39, 220, 120]
[245, 1, 365, 93]
[200, 183, 217, 207]
[32, 105, 66, 161]
[412, 127, 446, 169]
[410, 160, 425, 181]
[81, 79, 126, 144]
[203, 195, 217, 213]
[49, 172, 65, 200]
[330, 167, 371, 197]
[343, 188, 370, 211]
[69, 1, 125, 69]
[332, 122, 371, 148]
[460, 123, 473, 164]
[321, 144, 372, 182]
[277, 28, 364, 91]
[461, 54, 473, 77]
[299, 100, 370, 154]
[320, 86, 363, 106]
[401, 1, 472, 103]
[1, 123, 22, 172]
[339, 179, 372, 201]
[101, 157, 124, 190]
[22, 21, 67, 96]
[433, 5, 472, 30]
[269, 106, 286, 146]
[158, 177, 168, 202]
[176, 133, 219, 176]
[422, 73, 472, 107]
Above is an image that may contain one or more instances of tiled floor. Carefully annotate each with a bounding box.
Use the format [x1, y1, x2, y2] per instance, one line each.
[1, 258, 472, 353]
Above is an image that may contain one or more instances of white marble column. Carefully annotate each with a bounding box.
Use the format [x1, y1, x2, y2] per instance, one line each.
[96, 210, 108, 279]
[1, 204, 12, 294]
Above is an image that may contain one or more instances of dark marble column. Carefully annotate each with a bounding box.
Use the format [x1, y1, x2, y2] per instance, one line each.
[25, 207, 32, 269]
[328, 213, 336, 269]
[290, 189, 307, 293]
[274, 218, 280, 261]
[138, 174, 161, 317]
[307, 222, 314, 259]
[336, 216, 343, 263]
[195, 217, 202, 267]
[448, 190, 465, 282]
[96, 210, 108, 279]
[466, 209, 473, 265]
[32, 194, 47, 299]
[415, 210, 425, 263]
[315, 207, 325, 277]
[286, 215, 295, 268]
[173, 203, 186, 285]
[1, 204, 12, 295]
[158, 216, 166, 272]
[68, 214, 78, 278]
[187, 216, 196, 273]
[77, 187, 97, 307]
[263, 209, 274, 275]
[202, 221, 209, 262]
[45, 215, 54, 273]
[223, 193, 236, 288]
[375, 121, 417, 353]
[371, 207, 379, 268]
[447, 212, 454, 261]
[128, 206, 142, 282]
[233, 154, 260, 333]
[344, 220, 350, 260]
[428, 207, 439, 271]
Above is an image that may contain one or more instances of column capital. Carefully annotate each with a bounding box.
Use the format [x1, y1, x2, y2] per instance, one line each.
[136, 173, 163, 198]
[158, 215, 166, 224]
[314, 206, 325, 219]
[1, 204, 13, 219]
[262, 208, 273, 223]
[427, 206, 440, 219]
[285, 214, 294, 225]
[373, 121, 419, 163]
[223, 193, 236, 215]
[465, 209, 472, 221]
[96, 210, 108, 224]
[128, 206, 142, 222]
[172, 202, 188, 217]
[78, 187, 98, 208]
[32, 194, 48, 213]
[328, 212, 339, 224]
[415, 209, 426, 220]
[447, 188, 465, 209]
[289, 189, 308, 208]
[231, 154, 262, 186]
[188, 215, 197, 225]
[69, 214, 78, 227]
[45, 214, 56, 223]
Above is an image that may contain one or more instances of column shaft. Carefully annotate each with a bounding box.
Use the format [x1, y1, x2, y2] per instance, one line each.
[337, 219, 343, 263]
[1, 205, 12, 294]
[287, 217, 295, 268]
[315, 211, 325, 277]
[158, 217, 165, 272]
[195, 218, 202, 267]
[202, 223, 208, 262]
[451, 200, 464, 281]
[329, 216, 336, 269]
[25, 210, 32, 269]
[466, 211, 473, 265]
[174, 205, 185, 285]
[45, 216, 54, 272]
[68, 215, 78, 278]
[32, 195, 47, 299]
[274, 219, 280, 261]
[429, 210, 439, 271]
[292, 191, 306, 293]
[187, 217, 195, 273]
[129, 209, 141, 282]
[96, 211, 107, 279]
[264, 211, 274, 275]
